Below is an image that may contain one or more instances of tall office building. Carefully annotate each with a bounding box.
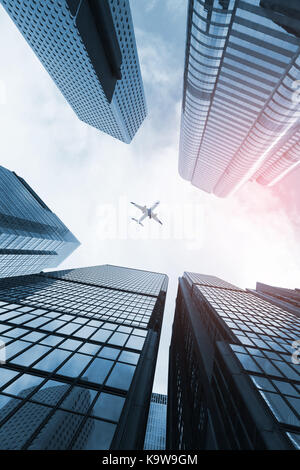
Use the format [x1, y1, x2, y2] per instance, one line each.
[0, 264, 168, 449]
[0, 165, 79, 278]
[0, 0, 147, 143]
[249, 282, 300, 318]
[167, 272, 300, 450]
[179, 0, 300, 196]
[144, 393, 167, 450]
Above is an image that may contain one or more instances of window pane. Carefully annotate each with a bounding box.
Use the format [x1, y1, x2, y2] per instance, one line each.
[106, 363, 136, 391]
[72, 419, 116, 450]
[83, 358, 113, 385]
[91, 393, 125, 422]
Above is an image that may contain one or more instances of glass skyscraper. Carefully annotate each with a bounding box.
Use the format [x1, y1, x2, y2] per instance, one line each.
[249, 282, 300, 318]
[179, 0, 300, 196]
[0, 0, 147, 143]
[167, 272, 300, 450]
[144, 393, 167, 450]
[0, 264, 168, 450]
[0, 165, 79, 278]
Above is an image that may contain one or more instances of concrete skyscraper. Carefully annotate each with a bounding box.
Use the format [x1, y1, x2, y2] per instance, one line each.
[0, 165, 79, 278]
[0, 0, 147, 143]
[179, 0, 300, 196]
[167, 272, 300, 450]
[0, 264, 168, 450]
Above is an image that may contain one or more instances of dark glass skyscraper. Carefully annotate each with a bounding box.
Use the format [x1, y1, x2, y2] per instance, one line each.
[179, 0, 300, 196]
[0, 0, 147, 143]
[144, 393, 167, 450]
[0, 165, 79, 278]
[167, 272, 300, 450]
[249, 282, 300, 318]
[0, 264, 168, 450]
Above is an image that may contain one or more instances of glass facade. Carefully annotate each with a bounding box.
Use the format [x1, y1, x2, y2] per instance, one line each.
[144, 393, 167, 450]
[250, 281, 300, 318]
[179, 0, 300, 196]
[0, 165, 79, 278]
[167, 272, 300, 449]
[0, 264, 168, 449]
[0, 0, 147, 143]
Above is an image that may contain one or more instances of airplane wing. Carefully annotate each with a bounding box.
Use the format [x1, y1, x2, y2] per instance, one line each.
[138, 213, 148, 224]
[130, 202, 147, 213]
[152, 214, 162, 225]
[150, 201, 160, 211]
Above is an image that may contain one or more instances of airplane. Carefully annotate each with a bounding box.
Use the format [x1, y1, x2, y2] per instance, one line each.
[130, 201, 163, 226]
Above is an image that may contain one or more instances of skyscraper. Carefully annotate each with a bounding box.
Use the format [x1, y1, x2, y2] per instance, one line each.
[179, 0, 300, 197]
[0, 264, 168, 450]
[167, 272, 300, 450]
[0, 165, 79, 278]
[144, 393, 167, 450]
[0, 0, 147, 143]
[249, 282, 300, 318]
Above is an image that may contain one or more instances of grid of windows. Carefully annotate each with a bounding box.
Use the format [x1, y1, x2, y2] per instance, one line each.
[0, 0, 146, 143]
[0, 277, 159, 329]
[0, 265, 168, 449]
[45, 265, 167, 296]
[179, 0, 300, 196]
[144, 393, 167, 450]
[0, 166, 79, 278]
[184, 272, 242, 290]
[168, 273, 300, 449]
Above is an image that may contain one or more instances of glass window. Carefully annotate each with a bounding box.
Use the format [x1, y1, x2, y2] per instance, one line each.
[0, 368, 19, 389]
[28, 410, 84, 450]
[0, 402, 51, 449]
[90, 329, 112, 343]
[125, 335, 145, 351]
[0, 394, 22, 423]
[108, 332, 128, 347]
[91, 393, 125, 422]
[78, 343, 100, 355]
[235, 353, 261, 373]
[5, 340, 29, 360]
[250, 375, 275, 392]
[59, 338, 82, 351]
[98, 347, 120, 360]
[40, 335, 63, 347]
[83, 358, 113, 385]
[119, 351, 139, 365]
[22, 332, 46, 342]
[60, 386, 97, 414]
[32, 380, 69, 406]
[11, 344, 51, 367]
[260, 391, 300, 427]
[72, 418, 116, 450]
[102, 323, 117, 331]
[35, 349, 71, 373]
[273, 380, 298, 397]
[106, 363, 136, 391]
[57, 353, 91, 378]
[57, 323, 79, 335]
[3, 373, 43, 397]
[74, 326, 96, 339]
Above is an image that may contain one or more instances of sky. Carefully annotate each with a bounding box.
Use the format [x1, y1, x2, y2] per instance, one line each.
[0, 0, 300, 394]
